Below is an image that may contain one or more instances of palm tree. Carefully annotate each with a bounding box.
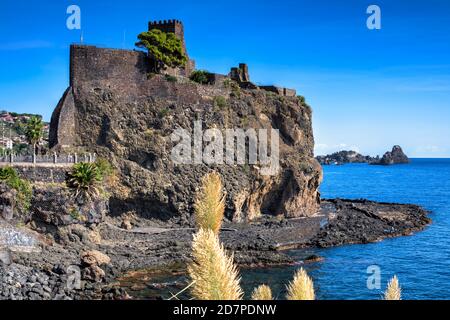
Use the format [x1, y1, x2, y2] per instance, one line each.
[25, 116, 44, 156]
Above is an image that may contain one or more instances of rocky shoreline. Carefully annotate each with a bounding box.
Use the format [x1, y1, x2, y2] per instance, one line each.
[0, 198, 430, 300]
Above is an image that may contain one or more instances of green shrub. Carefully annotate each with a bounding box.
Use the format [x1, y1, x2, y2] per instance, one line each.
[0, 167, 16, 180]
[165, 74, 178, 83]
[190, 70, 211, 85]
[95, 158, 114, 180]
[213, 96, 227, 110]
[66, 162, 103, 201]
[69, 208, 81, 221]
[0, 167, 32, 214]
[240, 116, 249, 126]
[297, 95, 312, 113]
[158, 107, 171, 118]
[224, 79, 241, 98]
[223, 79, 232, 88]
[136, 29, 187, 71]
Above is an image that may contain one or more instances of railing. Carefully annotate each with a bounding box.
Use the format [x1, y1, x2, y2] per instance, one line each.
[0, 153, 97, 165]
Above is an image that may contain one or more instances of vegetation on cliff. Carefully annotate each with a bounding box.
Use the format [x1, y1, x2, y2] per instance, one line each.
[66, 162, 103, 200]
[190, 70, 212, 84]
[0, 166, 32, 214]
[65, 159, 114, 201]
[136, 29, 187, 71]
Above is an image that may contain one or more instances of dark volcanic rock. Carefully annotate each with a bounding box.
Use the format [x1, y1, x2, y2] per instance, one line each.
[0, 262, 128, 300]
[310, 199, 430, 247]
[372, 145, 410, 165]
[31, 185, 108, 227]
[0, 183, 16, 221]
[0, 198, 430, 300]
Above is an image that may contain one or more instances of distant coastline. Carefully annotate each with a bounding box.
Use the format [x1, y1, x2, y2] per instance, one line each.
[316, 145, 410, 166]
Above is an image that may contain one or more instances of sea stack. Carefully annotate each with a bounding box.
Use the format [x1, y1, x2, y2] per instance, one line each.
[373, 145, 410, 165]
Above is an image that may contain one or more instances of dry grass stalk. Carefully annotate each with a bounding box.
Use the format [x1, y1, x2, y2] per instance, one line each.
[384, 275, 401, 300]
[194, 172, 225, 234]
[188, 228, 243, 300]
[286, 268, 315, 300]
[251, 285, 273, 300]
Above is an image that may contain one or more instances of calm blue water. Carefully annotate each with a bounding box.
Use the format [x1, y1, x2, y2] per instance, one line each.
[241, 158, 450, 300]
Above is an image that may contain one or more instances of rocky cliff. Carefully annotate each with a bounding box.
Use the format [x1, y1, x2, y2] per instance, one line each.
[49, 45, 322, 223]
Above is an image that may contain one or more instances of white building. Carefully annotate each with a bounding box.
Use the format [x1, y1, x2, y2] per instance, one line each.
[0, 138, 13, 150]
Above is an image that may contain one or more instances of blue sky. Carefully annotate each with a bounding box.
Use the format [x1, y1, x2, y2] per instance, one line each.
[1, 0, 450, 157]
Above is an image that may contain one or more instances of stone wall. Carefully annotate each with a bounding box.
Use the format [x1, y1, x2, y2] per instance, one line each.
[259, 85, 297, 97]
[13, 166, 68, 184]
[49, 45, 150, 148]
[70, 45, 149, 89]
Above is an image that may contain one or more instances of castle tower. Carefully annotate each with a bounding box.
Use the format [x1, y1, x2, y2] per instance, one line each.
[148, 19, 194, 77]
[148, 19, 187, 54]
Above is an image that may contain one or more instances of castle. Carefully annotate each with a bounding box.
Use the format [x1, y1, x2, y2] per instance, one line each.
[49, 19, 297, 149]
[146, 19, 297, 96]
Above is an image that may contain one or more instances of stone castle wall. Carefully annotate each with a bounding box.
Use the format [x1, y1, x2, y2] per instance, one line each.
[259, 85, 297, 97]
[70, 45, 149, 88]
[49, 45, 152, 148]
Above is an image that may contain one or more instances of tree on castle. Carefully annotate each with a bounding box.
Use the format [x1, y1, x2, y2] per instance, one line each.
[136, 29, 187, 72]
